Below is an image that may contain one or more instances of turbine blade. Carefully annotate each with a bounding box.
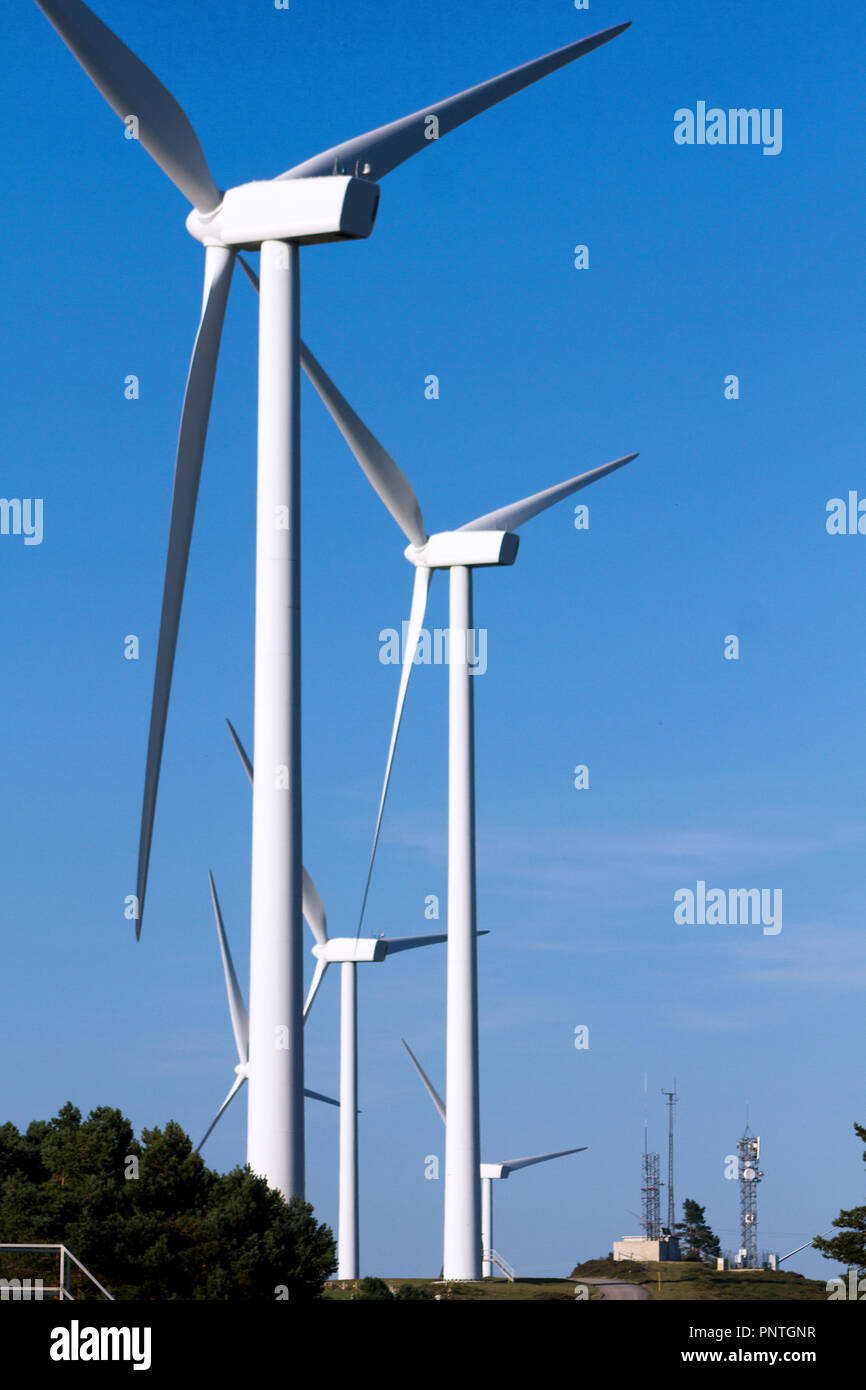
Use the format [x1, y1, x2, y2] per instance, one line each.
[357, 567, 433, 933]
[233, 261, 426, 547]
[380, 933, 447, 956]
[402, 1039, 446, 1124]
[300, 344, 426, 548]
[226, 719, 253, 785]
[304, 1087, 340, 1109]
[381, 930, 487, 955]
[500, 1146, 588, 1175]
[197, 1071, 340, 1151]
[302, 870, 328, 947]
[278, 24, 630, 182]
[459, 454, 638, 533]
[196, 1072, 245, 1152]
[135, 246, 234, 935]
[225, 719, 328, 946]
[303, 958, 329, 1018]
[208, 872, 249, 1067]
[238, 255, 260, 292]
[34, 0, 221, 211]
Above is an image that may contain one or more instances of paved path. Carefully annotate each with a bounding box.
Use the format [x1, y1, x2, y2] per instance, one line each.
[577, 1276, 650, 1301]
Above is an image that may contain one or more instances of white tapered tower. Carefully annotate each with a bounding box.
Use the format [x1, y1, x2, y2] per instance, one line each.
[404, 1040, 586, 1278]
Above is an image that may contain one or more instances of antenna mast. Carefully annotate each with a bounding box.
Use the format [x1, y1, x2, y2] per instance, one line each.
[661, 1082, 678, 1233]
[640, 1074, 661, 1239]
[737, 1114, 763, 1268]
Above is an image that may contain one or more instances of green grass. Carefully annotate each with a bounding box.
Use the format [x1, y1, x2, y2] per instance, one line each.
[571, 1259, 830, 1301]
[324, 1276, 583, 1301]
[323, 1261, 832, 1301]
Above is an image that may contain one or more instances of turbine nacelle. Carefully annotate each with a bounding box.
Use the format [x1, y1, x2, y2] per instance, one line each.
[186, 176, 380, 250]
[405, 530, 520, 571]
[313, 936, 388, 964]
[480, 1162, 509, 1181]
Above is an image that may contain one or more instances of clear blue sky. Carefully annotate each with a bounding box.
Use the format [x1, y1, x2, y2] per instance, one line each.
[2, 0, 864, 1279]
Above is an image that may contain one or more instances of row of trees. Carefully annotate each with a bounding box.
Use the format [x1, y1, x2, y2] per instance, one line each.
[0, 1103, 336, 1299]
[3, 1105, 863, 1296]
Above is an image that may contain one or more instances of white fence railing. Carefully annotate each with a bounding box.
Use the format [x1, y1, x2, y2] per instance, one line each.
[0, 1244, 114, 1300]
[484, 1248, 515, 1282]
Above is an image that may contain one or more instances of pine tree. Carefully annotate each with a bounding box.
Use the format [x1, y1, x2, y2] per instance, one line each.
[677, 1197, 721, 1261]
[813, 1123, 866, 1273]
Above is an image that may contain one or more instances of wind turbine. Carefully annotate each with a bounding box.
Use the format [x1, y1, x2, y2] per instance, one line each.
[227, 719, 451, 1280]
[33, 0, 632, 1203]
[197, 871, 339, 1153]
[403, 1041, 587, 1278]
[296, 356, 637, 1279]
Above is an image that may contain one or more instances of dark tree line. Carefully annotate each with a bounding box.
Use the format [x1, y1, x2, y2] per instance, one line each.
[0, 1103, 336, 1299]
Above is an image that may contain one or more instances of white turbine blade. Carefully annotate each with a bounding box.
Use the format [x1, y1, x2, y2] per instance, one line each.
[303, 958, 330, 1018]
[382, 930, 487, 956]
[402, 1039, 446, 1124]
[197, 1069, 339, 1152]
[304, 1087, 340, 1109]
[34, 0, 221, 211]
[224, 719, 328, 945]
[302, 870, 328, 947]
[300, 344, 427, 548]
[226, 719, 253, 785]
[357, 566, 433, 933]
[196, 1072, 245, 1152]
[278, 24, 630, 182]
[234, 261, 427, 547]
[380, 933, 447, 956]
[136, 246, 235, 936]
[237, 255, 260, 292]
[208, 872, 249, 1067]
[500, 1146, 588, 1175]
[460, 454, 638, 534]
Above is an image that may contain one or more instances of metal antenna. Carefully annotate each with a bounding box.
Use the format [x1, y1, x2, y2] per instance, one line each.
[661, 1082, 678, 1234]
[736, 1113, 763, 1268]
[640, 1073, 661, 1239]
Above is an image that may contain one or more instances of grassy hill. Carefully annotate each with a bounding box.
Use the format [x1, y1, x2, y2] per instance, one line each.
[571, 1258, 829, 1301]
[324, 1277, 581, 1300]
[324, 1261, 831, 1300]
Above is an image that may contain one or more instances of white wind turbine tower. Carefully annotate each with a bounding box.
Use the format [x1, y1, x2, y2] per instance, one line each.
[302, 911, 449, 1281]
[33, 0, 631, 1203]
[298, 357, 637, 1278]
[226, 720, 452, 1281]
[196, 871, 339, 1152]
[403, 1041, 586, 1278]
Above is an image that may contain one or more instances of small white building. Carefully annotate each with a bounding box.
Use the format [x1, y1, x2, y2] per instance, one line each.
[613, 1236, 681, 1263]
